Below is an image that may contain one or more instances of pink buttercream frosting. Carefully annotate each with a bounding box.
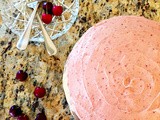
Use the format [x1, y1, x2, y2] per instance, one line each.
[63, 16, 160, 120]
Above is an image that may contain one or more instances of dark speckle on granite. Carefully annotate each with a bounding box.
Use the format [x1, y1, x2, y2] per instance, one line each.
[19, 85, 25, 92]
[0, 41, 5, 46]
[79, 16, 87, 23]
[31, 99, 39, 112]
[46, 87, 52, 98]
[5, 117, 10, 120]
[62, 98, 68, 109]
[58, 116, 63, 120]
[6, 28, 12, 34]
[1, 41, 12, 55]
[79, 27, 85, 37]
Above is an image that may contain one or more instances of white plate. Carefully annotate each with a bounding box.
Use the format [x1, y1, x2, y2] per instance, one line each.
[0, 0, 79, 42]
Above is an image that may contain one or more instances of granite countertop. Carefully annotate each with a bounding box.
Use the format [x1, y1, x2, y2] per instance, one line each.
[0, 0, 160, 120]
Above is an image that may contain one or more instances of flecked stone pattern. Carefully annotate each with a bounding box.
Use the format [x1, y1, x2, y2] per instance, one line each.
[0, 0, 160, 120]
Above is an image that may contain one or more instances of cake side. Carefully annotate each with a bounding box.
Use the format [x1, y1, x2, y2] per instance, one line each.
[63, 67, 80, 120]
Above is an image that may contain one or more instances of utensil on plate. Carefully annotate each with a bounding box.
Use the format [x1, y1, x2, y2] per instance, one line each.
[36, 14, 57, 55]
[27, 1, 57, 55]
[16, 1, 40, 50]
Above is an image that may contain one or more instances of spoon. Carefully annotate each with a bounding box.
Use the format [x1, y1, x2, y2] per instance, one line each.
[36, 14, 57, 55]
[16, 1, 40, 50]
[27, 1, 57, 55]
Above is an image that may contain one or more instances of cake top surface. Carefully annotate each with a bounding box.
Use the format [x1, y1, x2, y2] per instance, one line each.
[63, 16, 160, 120]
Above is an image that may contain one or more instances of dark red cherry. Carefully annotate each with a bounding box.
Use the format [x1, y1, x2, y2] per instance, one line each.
[9, 105, 22, 117]
[43, 2, 53, 14]
[41, 13, 52, 24]
[16, 70, 28, 81]
[52, 5, 63, 16]
[34, 87, 46, 98]
[35, 112, 47, 120]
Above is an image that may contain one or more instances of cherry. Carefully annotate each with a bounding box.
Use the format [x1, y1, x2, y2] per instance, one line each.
[34, 87, 46, 98]
[9, 105, 22, 117]
[42, 2, 53, 14]
[16, 70, 28, 81]
[35, 112, 47, 120]
[17, 114, 29, 120]
[52, 6, 63, 16]
[41, 13, 52, 24]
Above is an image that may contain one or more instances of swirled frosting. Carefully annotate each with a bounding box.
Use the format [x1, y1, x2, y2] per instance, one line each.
[63, 16, 160, 120]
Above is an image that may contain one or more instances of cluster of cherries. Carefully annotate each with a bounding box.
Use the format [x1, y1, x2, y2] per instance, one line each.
[41, 1, 63, 24]
[9, 70, 47, 120]
[9, 105, 46, 120]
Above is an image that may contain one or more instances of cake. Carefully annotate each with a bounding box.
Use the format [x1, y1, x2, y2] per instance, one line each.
[63, 16, 160, 120]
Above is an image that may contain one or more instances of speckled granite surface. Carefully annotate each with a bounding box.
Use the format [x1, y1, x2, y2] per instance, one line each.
[0, 0, 160, 120]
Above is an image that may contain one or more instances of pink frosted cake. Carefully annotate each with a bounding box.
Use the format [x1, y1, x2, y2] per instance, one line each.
[63, 16, 160, 120]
